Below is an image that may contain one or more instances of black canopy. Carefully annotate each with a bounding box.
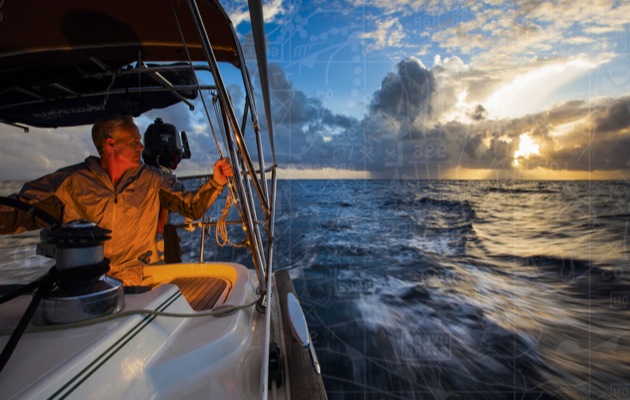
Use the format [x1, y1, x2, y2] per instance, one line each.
[0, 0, 239, 128]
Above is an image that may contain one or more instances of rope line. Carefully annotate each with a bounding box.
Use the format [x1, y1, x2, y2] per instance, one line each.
[216, 192, 247, 248]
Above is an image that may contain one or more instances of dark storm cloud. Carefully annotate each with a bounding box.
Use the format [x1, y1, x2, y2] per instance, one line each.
[555, 97, 630, 171]
[460, 130, 484, 160]
[265, 64, 356, 130]
[267, 65, 320, 125]
[339, 57, 451, 177]
[468, 105, 488, 122]
[545, 100, 588, 123]
[593, 99, 630, 133]
[426, 122, 514, 171]
[264, 63, 360, 167]
[369, 57, 436, 127]
[528, 97, 630, 171]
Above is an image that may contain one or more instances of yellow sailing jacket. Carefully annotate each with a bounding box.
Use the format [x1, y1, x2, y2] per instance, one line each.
[2, 156, 224, 282]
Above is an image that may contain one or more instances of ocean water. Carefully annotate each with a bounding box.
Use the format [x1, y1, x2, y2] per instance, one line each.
[269, 180, 630, 400]
[2, 179, 630, 399]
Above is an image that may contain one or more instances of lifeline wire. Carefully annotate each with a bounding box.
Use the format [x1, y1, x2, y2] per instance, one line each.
[0, 296, 260, 336]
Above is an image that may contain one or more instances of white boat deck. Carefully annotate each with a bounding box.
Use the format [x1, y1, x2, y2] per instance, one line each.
[0, 262, 267, 400]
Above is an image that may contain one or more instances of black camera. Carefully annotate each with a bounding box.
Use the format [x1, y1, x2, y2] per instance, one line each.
[142, 118, 191, 170]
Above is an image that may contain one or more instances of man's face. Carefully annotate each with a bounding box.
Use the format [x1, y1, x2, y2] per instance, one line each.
[112, 125, 144, 170]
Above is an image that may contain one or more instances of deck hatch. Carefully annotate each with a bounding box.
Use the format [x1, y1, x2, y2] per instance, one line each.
[169, 277, 229, 311]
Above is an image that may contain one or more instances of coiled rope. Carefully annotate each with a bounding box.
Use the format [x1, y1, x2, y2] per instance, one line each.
[216, 192, 247, 248]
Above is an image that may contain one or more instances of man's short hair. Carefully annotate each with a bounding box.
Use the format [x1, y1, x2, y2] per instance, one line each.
[92, 114, 137, 155]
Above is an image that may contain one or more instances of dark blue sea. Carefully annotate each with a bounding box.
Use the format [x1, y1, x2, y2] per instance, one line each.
[2, 179, 630, 399]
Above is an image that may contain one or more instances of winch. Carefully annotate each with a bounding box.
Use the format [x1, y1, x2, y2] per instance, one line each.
[35, 220, 124, 325]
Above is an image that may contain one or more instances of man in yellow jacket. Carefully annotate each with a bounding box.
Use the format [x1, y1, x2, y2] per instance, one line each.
[0, 114, 233, 285]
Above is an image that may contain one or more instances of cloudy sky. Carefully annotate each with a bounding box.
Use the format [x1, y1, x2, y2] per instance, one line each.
[1, 0, 630, 180]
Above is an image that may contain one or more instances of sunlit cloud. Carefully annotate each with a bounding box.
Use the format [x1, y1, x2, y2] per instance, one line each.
[485, 58, 603, 119]
[225, 0, 287, 27]
[358, 18, 406, 50]
[549, 118, 589, 138]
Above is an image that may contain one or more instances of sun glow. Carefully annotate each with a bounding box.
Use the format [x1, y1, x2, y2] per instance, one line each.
[513, 133, 540, 166]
